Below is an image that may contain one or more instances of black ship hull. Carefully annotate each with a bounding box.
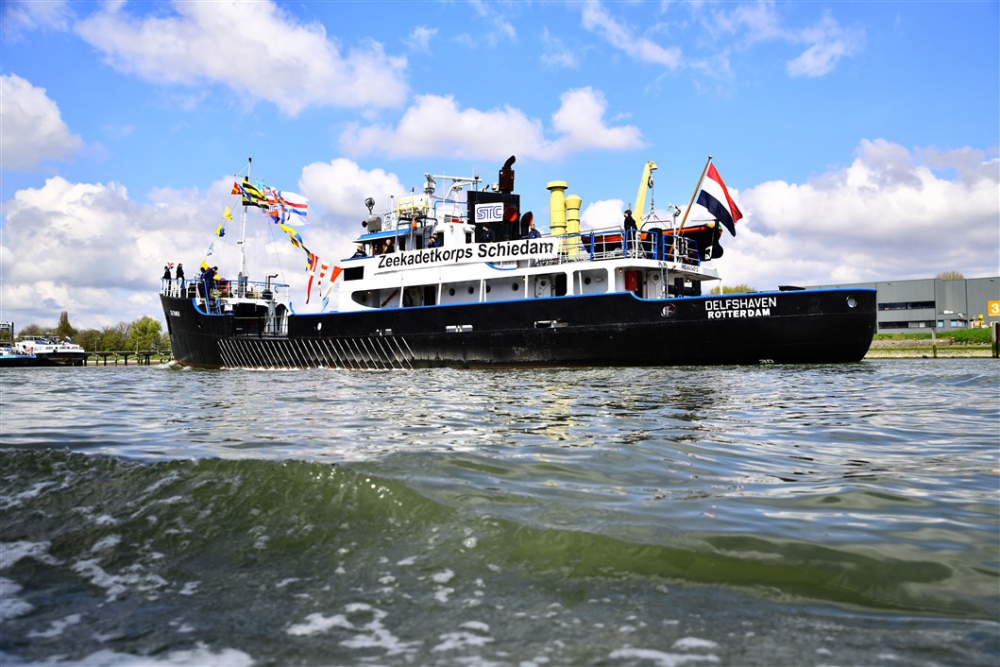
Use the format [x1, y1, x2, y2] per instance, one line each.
[34, 353, 87, 367]
[0, 356, 42, 368]
[162, 288, 877, 369]
[0, 353, 86, 367]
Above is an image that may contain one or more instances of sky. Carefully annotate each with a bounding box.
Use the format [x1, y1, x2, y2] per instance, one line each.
[2, 0, 998, 332]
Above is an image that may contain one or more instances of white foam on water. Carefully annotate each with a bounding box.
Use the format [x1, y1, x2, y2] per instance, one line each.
[434, 586, 454, 603]
[0, 482, 57, 510]
[27, 613, 81, 638]
[287, 604, 419, 657]
[609, 648, 720, 666]
[432, 569, 455, 583]
[0, 645, 254, 667]
[1, 541, 57, 570]
[672, 637, 720, 651]
[179, 581, 199, 596]
[287, 612, 352, 636]
[91, 536, 122, 553]
[71, 559, 169, 602]
[0, 577, 33, 621]
[275, 578, 300, 588]
[431, 621, 495, 652]
[460, 620, 490, 633]
[140, 472, 182, 497]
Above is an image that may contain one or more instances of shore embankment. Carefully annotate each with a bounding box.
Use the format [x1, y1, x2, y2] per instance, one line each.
[865, 339, 997, 359]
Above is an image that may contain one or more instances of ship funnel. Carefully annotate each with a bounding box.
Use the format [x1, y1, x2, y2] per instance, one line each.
[547, 181, 568, 238]
[499, 155, 516, 193]
[566, 194, 582, 257]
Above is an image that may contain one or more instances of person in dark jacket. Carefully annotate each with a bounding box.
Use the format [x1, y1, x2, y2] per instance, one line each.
[200, 266, 217, 297]
[622, 209, 637, 255]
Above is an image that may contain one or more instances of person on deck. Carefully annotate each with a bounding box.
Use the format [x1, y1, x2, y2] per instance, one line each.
[428, 232, 443, 248]
[622, 209, 637, 255]
[200, 266, 217, 297]
[176, 263, 185, 289]
[162, 265, 172, 289]
[527, 221, 541, 239]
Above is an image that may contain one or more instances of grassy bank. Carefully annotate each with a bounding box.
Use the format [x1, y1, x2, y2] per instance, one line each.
[866, 330, 997, 359]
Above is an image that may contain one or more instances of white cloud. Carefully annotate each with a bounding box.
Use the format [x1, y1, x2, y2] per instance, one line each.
[786, 13, 865, 78]
[406, 26, 438, 53]
[1, 0, 72, 40]
[469, 0, 517, 45]
[706, 2, 864, 79]
[580, 198, 627, 231]
[549, 88, 644, 156]
[301, 159, 406, 219]
[0, 161, 414, 328]
[540, 27, 580, 69]
[580, 1, 683, 69]
[339, 95, 545, 161]
[1, 176, 178, 327]
[299, 158, 408, 259]
[591, 1, 863, 81]
[0, 74, 84, 171]
[720, 140, 1000, 290]
[338, 88, 642, 161]
[73, 1, 409, 115]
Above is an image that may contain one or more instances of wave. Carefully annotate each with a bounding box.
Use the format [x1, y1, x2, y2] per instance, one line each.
[2, 448, 994, 618]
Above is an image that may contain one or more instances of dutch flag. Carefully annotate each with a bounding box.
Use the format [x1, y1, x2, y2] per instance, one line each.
[696, 162, 743, 236]
[278, 191, 309, 218]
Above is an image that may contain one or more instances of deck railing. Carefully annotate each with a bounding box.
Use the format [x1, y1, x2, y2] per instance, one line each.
[535, 227, 701, 267]
[160, 278, 290, 301]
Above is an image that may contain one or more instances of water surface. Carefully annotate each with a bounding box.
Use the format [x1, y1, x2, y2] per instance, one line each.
[1, 360, 997, 666]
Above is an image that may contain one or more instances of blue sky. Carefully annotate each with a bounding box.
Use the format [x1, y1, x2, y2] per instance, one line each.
[2, 0, 998, 330]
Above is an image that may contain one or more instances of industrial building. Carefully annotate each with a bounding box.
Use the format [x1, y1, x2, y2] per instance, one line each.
[815, 276, 1000, 333]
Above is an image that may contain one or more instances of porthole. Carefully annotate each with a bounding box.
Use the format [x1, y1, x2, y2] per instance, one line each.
[847, 296, 857, 308]
[511, 283, 519, 291]
[486, 285, 492, 293]
[468, 287, 474, 294]
[661, 305, 676, 318]
[449, 288, 456, 296]
[584, 277, 592, 285]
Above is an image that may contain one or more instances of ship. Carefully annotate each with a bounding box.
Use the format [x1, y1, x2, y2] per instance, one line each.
[9, 337, 87, 366]
[160, 156, 877, 369]
[0, 343, 38, 368]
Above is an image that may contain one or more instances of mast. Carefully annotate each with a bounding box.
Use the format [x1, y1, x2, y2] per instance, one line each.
[240, 157, 251, 281]
[677, 155, 712, 234]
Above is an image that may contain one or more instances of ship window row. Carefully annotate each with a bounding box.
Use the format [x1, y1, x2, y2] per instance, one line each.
[351, 271, 584, 308]
[349, 267, 702, 309]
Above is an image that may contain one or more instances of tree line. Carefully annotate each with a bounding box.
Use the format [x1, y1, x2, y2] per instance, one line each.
[2, 311, 169, 353]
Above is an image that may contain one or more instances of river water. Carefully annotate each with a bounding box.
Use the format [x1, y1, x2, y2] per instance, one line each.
[1, 360, 997, 667]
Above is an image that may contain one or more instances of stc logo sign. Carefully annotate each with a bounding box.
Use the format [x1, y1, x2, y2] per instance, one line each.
[475, 203, 503, 223]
